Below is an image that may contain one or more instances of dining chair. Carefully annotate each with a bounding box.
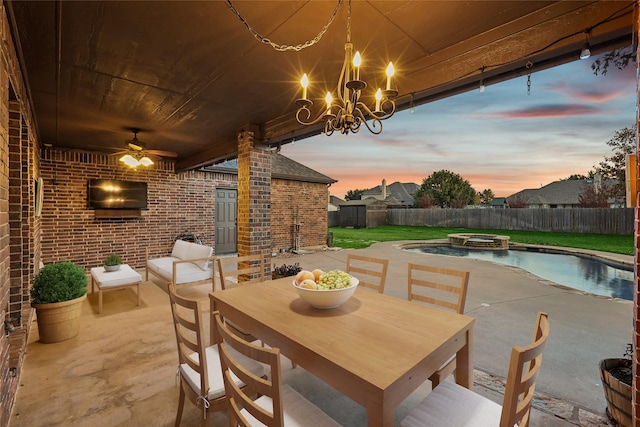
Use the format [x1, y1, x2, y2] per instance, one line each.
[217, 253, 267, 342]
[400, 311, 550, 427]
[407, 263, 470, 387]
[345, 254, 389, 293]
[213, 311, 341, 427]
[217, 253, 267, 290]
[168, 282, 266, 427]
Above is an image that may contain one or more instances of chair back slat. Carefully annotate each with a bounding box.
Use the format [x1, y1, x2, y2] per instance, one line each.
[168, 282, 209, 400]
[500, 312, 550, 427]
[407, 263, 470, 314]
[218, 254, 267, 290]
[346, 254, 389, 293]
[214, 312, 284, 427]
[410, 293, 459, 312]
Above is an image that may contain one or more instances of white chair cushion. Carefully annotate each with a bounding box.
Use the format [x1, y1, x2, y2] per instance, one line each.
[147, 257, 176, 275]
[240, 384, 341, 426]
[186, 243, 213, 271]
[179, 345, 265, 401]
[91, 265, 141, 288]
[148, 257, 212, 284]
[171, 239, 191, 260]
[400, 381, 503, 427]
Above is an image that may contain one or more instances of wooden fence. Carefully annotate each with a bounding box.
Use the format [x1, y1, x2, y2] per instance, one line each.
[386, 208, 634, 235]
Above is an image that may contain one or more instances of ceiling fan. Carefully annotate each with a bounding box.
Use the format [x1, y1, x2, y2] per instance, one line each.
[118, 129, 177, 167]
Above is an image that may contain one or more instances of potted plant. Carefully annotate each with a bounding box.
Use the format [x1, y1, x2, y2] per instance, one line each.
[272, 262, 302, 280]
[600, 344, 632, 427]
[31, 261, 87, 343]
[104, 254, 122, 272]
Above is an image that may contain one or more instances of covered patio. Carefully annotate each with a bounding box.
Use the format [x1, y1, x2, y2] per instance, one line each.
[0, 1, 638, 425]
[10, 242, 630, 426]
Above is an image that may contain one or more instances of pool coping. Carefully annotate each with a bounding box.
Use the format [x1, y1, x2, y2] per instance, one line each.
[398, 239, 634, 301]
[398, 239, 633, 270]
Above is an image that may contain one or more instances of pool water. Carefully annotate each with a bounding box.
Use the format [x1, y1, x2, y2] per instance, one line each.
[406, 245, 634, 301]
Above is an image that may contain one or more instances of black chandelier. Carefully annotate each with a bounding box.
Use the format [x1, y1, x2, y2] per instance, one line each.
[295, 0, 397, 135]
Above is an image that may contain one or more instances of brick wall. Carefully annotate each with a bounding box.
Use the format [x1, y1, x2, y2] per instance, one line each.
[1, 3, 41, 423]
[271, 178, 329, 251]
[38, 149, 225, 270]
[38, 148, 331, 271]
[0, 76, 9, 427]
[634, 5, 640, 426]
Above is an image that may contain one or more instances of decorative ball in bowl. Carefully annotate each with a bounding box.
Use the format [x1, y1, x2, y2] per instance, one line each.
[292, 269, 359, 309]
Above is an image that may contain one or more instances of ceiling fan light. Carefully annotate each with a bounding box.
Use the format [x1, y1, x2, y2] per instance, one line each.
[120, 154, 140, 167]
[139, 156, 154, 166]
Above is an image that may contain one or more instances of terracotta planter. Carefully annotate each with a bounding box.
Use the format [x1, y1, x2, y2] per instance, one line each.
[33, 295, 86, 343]
[600, 358, 632, 427]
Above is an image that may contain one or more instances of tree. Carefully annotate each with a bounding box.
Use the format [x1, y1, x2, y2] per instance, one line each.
[414, 170, 476, 208]
[592, 125, 636, 205]
[563, 173, 594, 180]
[578, 183, 611, 208]
[344, 189, 365, 201]
[591, 46, 636, 76]
[508, 193, 528, 208]
[479, 189, 494, 205]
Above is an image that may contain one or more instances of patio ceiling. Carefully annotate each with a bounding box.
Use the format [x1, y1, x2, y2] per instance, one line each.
[6, 1, 635, 172]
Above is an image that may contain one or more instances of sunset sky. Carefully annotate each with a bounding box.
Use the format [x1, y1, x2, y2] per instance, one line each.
[282, 55, 636, 199]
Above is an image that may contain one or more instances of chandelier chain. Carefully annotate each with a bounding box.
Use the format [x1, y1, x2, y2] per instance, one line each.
[526, 61, 533, 95]
[225, 0, 343, 52]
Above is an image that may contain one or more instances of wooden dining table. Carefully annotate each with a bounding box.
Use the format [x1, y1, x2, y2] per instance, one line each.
[210, 277, 475, 427]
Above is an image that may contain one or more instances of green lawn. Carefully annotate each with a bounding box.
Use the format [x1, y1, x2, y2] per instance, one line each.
[329, 225, 634, 255]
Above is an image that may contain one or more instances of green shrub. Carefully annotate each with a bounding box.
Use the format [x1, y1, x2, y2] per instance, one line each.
[104, 254, 122, 266]
[31, 262, 87, 304]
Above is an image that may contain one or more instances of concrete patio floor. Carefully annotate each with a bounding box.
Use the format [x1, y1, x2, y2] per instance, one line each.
[9, 240, 630, 426]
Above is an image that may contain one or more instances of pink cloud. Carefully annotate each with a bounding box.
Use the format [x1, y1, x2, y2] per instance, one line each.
[484, 104, 603, 119]
[547, 80, 629, 103]
[569, 90, 626, 103]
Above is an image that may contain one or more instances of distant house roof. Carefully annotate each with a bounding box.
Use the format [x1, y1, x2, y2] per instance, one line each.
[507, 179, 618, 206]
[329, 195, 344, 206]
[361, 181, 419, 206]
[203, 153, 336, 185]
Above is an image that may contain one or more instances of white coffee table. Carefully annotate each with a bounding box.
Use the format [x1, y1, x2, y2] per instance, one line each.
[90, 264, 142, 314]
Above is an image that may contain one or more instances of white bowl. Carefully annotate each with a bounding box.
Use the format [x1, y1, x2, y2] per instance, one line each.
[292, 277, 359, 309]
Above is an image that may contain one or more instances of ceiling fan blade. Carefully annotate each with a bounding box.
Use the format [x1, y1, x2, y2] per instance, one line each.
[125, 140, 145, 151]
[146, 149, 177, 158]
[87, 144, 127, 154]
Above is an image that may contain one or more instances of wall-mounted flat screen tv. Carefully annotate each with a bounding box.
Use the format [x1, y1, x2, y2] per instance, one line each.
[88, 179, 147, 209]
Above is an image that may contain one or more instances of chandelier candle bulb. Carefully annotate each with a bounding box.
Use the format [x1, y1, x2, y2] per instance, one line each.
[325, 92, 332, 115]
[386, 62, 394, 90]
[301, 73, 309, 100]
[375, 88, 382, 111]
[353, 51, 361, 81]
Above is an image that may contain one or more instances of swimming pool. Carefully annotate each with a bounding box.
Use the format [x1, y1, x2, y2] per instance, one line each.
[405, 245, 634, 300]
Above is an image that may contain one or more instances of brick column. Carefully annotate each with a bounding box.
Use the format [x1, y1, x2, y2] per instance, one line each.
[236, 130, 271, 274]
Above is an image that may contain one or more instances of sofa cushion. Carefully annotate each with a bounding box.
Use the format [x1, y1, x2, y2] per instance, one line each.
[171, 239, 191, 260]
[187, 243, 213, 271]
[147, 257, 177, 275]
[157, 261, 212, 285]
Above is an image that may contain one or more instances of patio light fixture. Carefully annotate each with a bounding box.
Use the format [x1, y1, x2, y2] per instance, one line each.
[119, 153, 153, 168]
[295, 0, 397, 135]
[580, 31, 591, 59]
